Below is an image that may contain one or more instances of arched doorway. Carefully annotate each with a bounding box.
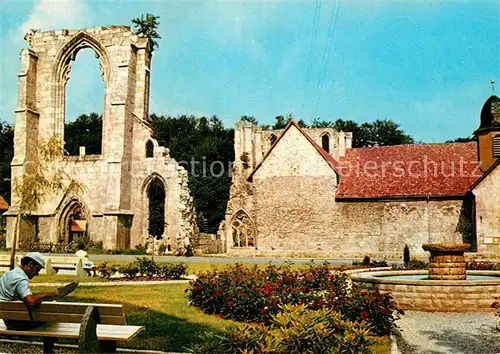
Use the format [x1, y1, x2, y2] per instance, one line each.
[147, 178, 166, 239]
[60, 200, 87, 245]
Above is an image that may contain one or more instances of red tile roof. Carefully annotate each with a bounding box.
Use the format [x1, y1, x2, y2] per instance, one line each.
[336, 142, 482, 199]
[0, 196, 9, 210]
[248, 120, 340, 180]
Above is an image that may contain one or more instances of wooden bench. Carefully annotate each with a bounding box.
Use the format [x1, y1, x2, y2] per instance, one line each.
[0, 254, 20, 269]
[45, 256, 90, 277]
[0, 300, 144, 353]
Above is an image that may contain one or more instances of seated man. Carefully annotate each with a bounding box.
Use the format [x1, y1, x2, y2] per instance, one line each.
[0, 252, 60, 329]
[75, 243, 96, 276]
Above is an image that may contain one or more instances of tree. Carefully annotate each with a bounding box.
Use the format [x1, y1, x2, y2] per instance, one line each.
[132, 14, 161, 52]
[10, 136, 66, 269]
[64, 113, 102, 155]
[0, 122, 14, 203]
[272, 114, 308, 129]
[311, 118, 414, 148]
[356, 120, 414, 147]
[240, 116, 258, 125]
[445, 136, 476, 143]
[150, 114, 234, 234]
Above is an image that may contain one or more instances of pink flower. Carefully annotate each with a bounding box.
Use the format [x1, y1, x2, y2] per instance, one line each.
[361, 311, 369, 320]
[381, 307, 390, 315]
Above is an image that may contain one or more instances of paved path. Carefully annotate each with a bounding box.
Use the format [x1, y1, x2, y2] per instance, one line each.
[396, 311, 500, 354]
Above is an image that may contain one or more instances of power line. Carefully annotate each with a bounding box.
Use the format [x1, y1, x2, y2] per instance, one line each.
[314, 0, 341, 113]
[301, 0, 322, 114]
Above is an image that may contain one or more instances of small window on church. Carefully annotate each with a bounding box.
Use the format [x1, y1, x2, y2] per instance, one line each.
[269, 133, 277, 146]
[321, 133, 330, 153]
[146, 140, 154, 158]
[493, 134, 500, 157]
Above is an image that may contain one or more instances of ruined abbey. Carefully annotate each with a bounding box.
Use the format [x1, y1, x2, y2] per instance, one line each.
[5, 26, 198, 250]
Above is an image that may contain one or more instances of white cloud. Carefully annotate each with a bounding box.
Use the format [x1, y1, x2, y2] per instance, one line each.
[1, 0, 93, 124]
[20, 0, 92, 35]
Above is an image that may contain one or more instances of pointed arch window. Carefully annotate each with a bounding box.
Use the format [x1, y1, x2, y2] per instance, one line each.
[321, 133, 330, 153]
[494, 134, 500, 157]
[231, 210, 255, 248]
[146, 140, 154, 158]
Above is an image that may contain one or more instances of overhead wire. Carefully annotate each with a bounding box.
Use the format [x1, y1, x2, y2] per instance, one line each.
[314, 0, 341, 114]
[301, 0, 322, 115]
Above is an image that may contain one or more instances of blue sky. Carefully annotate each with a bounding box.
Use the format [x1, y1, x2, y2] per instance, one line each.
[1, 0, 499, 143]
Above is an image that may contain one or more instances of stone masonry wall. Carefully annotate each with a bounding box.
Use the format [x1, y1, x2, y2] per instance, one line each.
[252, 175, 467, 258]
[473, 164, 500, 254]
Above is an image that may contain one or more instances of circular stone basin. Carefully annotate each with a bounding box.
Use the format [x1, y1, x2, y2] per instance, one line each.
[351, 270, 500, 312]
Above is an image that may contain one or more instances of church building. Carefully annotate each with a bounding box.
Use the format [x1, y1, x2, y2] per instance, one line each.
[221, 95, 500, 259]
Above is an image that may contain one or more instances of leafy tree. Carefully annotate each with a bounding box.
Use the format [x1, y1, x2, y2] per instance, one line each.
[240, 116, 258, 125]
[150, 114, 234, 234]
[0, 122, 14, 203]
[445, 136, 476, 143]
[272, 114, 308, 129]
[356, 119, 414, 147]
[132, 14, 161, 52]
[311, 118, 413, 148]
[11, 136, 66, 269]
[64, 113, 102, 155]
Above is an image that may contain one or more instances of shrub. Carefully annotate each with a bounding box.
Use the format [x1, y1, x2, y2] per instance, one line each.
[158, 263, 187, 279]
[467, 261, 500, 271]
[353, 258, 388, 268]
[187, 304, 373, 354]
[403, 245, 410, 267]
[115, 244, 148, 255]
[405, 258, 428, 270]
[96, 262, 118, 279]
[334, 285, 404, 336]
[186, 263, 402, 335]
[118, 262, 139, 279]
[135, 257, 158, 278]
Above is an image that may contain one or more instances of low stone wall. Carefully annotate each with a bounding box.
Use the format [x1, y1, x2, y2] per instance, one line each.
[352, 270, 500, 312]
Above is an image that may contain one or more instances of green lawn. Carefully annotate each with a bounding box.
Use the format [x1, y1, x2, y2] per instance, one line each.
[31, 283, 391, 353]
[33, 283, 234, 352]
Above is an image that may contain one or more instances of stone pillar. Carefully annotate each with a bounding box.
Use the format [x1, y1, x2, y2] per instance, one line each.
[338, 131, 346, 157]
[422, 243, 470, 280]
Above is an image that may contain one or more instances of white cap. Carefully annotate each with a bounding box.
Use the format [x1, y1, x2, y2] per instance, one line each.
[23, 252, 45, 268]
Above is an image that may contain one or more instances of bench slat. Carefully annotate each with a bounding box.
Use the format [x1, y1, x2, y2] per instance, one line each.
[0, 320, 143, 341]
[0, 301, 124, 315]
[0, 301, 126, 325]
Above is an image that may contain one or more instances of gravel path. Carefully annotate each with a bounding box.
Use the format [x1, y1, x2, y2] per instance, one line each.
[396, 311, 500, 354]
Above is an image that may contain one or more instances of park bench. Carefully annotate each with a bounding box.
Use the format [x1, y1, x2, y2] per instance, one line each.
[0, 300, 144, 353]
[0, 254, 20, 269]
[45, 256, 90, 277]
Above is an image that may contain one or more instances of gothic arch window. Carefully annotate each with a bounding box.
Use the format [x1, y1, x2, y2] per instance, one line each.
[269, 133, 277, 146]
[53, 32, 110, 156]
[146, 140, 154, 158]
[321, 133, 330, 153]
[231, 210, 255, 248]
[494, 134, 500, 157]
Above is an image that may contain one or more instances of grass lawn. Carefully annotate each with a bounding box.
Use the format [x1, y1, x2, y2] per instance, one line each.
[32, 283, 391, 353]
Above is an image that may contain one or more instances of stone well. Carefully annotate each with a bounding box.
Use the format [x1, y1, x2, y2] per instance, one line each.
[422, 243, 470, 280]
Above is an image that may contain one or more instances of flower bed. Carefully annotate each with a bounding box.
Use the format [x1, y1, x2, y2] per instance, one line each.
[186, 263, 402, 336]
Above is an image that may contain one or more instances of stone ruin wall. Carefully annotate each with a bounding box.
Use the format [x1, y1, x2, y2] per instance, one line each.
[5, 26, 198, 250]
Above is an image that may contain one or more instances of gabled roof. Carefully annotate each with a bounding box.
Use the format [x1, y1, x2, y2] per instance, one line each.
[336, 142, 482, 199]
[248, 120, 340, 180]
[468, 157, 500, 191]
[0, 196, 9, 210]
